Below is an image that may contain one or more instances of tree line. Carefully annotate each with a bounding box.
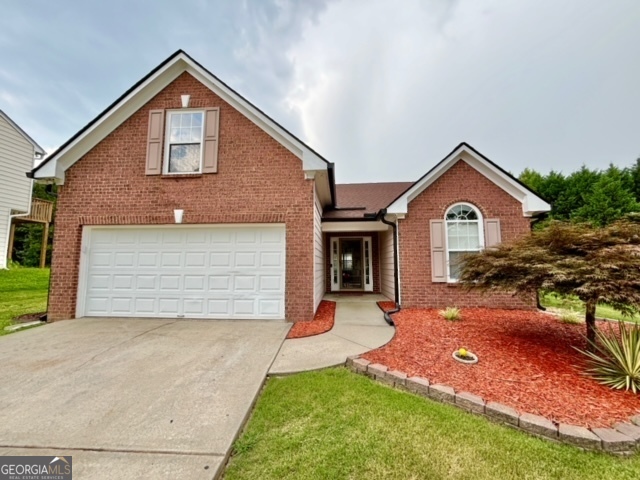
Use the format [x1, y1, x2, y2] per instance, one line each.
[518, 158, 640, 226]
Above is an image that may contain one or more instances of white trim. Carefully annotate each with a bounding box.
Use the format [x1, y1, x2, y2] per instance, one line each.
[330, 237, 339, 292]
[387, 144, 550, 217]
[33, 53, 331, 194]
[445, 202, 484, 282]
[163, 109, 205, 175]
[363, 236, 373, 292]
[76, 226, 92, 318]
[322, 221, 390, 233]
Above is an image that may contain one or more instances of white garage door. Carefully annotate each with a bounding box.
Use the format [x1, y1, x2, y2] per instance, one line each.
[78, 225, 286, 319]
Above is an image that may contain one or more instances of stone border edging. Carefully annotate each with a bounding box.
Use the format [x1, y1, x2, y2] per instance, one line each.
[346, 357, 640, 455]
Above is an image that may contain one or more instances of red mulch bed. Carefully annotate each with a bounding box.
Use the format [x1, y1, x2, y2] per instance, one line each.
[287, 301, 336, 339]
[364, 306, 640, 428]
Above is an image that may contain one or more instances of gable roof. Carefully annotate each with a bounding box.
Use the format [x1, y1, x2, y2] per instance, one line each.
[386, 142, 551, 217]
[323, 182, 413, 220]
[0, 109, 45, 156]
[29, 50, 335, 205]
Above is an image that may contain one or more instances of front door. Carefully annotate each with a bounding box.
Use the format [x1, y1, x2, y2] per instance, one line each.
[340, 239, 363, 289]
[330, 236, 374, 292]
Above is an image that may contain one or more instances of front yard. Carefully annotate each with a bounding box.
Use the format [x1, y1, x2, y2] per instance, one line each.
[0, 268, 49, 335]
[225, 368, 640, 479]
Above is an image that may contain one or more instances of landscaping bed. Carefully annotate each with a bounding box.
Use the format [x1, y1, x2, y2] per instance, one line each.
[364, 306, 640, 428]
[286, 300, 336, 339]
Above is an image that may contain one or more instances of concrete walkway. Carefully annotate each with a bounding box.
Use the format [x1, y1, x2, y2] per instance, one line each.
[269, 294, 395, 374]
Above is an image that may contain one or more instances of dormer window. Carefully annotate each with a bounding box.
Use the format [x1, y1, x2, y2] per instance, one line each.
[164, 111, 204, 174]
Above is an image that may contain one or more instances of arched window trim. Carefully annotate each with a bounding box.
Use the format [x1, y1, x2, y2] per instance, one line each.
[445, 202, 484, 282]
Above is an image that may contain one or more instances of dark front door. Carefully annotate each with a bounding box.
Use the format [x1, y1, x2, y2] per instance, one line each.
[340, 239, 363, 289]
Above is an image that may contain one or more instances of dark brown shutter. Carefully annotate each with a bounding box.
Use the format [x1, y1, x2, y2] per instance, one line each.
[484, 219, 502, 247]
[202, 108, 220, 173]
[430, 219, 447, 282]
[145, 109, 165, 175]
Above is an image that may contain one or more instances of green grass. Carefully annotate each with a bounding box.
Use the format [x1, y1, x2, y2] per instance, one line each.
[225, 368, 640, 480]
[0, 268, 50, 335]
[541, 292, 640, 323]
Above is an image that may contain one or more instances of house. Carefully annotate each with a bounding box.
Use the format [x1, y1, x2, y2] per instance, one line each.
[30, 51, 550, 322]
[0, 110, 46, 269]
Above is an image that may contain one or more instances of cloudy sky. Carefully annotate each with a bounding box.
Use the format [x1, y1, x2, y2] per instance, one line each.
[1, 0, 639, 183]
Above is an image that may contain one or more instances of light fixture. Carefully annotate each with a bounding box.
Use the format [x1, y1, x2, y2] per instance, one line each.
[174, 209, 184, 224]
[181, 95, 191, 108]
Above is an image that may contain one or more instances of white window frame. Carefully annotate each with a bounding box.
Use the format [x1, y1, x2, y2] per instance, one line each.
[445, 202, 484, 282]
[163, 109, 205, 175]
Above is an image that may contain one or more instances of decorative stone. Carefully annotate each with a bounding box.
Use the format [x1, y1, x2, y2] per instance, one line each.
[429, 384, 455, 404]
[631, 415, 640, 427]
[386, 370, 407, 387]
[614, 422, 640, 443]
[558, 424, 601, 450]
[367, 363, 388, 380]
[406, 377, 430, 396]
[485, 401, 518, 426]
[518, 413, 558, 438]
[349, 357, 370, 373]
[455, 391, 485, 414]
[592, 428, 636, 453]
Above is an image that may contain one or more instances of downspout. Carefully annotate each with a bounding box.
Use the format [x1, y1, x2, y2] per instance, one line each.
[377, 208, 400, 326]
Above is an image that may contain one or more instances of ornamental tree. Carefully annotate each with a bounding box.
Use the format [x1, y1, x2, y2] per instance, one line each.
[458, 220, 640, 344]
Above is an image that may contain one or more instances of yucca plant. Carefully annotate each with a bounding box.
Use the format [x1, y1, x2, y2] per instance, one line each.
[575, 321, 640, 393]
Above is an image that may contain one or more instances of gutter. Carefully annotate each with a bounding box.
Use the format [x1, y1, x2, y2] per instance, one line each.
[374, 208, 401, 326]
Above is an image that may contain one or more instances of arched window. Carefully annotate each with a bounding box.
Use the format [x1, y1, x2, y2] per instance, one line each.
[445, 203, 484, 281]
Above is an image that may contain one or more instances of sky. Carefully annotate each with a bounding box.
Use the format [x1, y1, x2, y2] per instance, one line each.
[1, 0, 639, 184]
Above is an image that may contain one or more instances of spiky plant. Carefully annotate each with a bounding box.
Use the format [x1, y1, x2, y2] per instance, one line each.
[439, 307, 461, 321]
[575, 321, 640, 393]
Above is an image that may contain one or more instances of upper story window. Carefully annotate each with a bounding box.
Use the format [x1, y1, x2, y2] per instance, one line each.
[445, 203, 484, 281]
[164, 111, 204, 174]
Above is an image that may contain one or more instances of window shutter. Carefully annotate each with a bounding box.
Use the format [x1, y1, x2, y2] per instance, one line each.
[484, 219, 502, 247]
[145, 109, 164, 175]
[202, 107, 220, 173]
[430, 219, 447, 282]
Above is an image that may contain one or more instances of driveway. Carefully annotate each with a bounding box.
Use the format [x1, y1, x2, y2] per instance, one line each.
[0, 318, 289, 479]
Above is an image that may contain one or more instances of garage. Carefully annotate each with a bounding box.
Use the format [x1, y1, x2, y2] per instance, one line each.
[77, 225, 286, 319]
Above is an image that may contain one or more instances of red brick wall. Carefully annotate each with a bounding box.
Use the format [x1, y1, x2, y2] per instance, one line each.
[323, 232, 381, 294]
[49, 72, 316, 322]
[398, 159, 535, 309]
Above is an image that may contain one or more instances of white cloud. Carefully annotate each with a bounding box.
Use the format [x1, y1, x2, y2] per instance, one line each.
[286, 0, 640, 182]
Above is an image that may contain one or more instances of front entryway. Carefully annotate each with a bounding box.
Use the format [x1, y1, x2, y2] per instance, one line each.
[330, 236, 373, 292]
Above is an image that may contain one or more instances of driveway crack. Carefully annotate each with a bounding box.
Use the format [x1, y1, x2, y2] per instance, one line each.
[73, 321, 178, 371]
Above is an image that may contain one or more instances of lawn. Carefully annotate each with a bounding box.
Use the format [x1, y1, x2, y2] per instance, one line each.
[541, 292, 640, 323]
[225, 368, 640, 480]
[0, 268, 50, 335]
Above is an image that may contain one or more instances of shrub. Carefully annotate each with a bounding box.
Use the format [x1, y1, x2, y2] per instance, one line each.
[439, 307, 461, 321]
[558, 310, 583, 324]
[576, 321, 640, 393]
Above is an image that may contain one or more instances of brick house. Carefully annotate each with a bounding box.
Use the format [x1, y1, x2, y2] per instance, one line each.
[30, 51, 550, 322]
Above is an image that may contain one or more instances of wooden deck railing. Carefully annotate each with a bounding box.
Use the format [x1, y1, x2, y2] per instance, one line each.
[15, 198, 54, 224]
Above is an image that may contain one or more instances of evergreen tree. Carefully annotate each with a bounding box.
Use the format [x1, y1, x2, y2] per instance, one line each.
[574, 168, 640, 226]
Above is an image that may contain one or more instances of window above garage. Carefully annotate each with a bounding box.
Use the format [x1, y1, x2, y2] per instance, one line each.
[145, 107, 220, 176]
[165, 111, 204, 174]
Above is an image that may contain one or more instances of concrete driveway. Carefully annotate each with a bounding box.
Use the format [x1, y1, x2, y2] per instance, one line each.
[0, 318, 289, 479]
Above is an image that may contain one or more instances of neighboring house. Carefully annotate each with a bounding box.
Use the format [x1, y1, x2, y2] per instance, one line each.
[0, 110, 45, 269]
[30, 51, 550, 322]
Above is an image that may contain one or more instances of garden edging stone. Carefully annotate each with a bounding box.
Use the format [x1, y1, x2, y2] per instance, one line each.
[346, 357, 639, 455]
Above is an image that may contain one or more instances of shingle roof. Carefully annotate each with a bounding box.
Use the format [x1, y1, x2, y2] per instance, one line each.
[323, 182, 414, 219]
